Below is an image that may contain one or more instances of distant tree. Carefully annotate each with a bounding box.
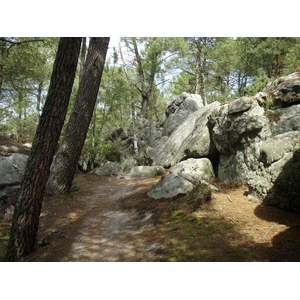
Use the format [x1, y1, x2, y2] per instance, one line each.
[46, 37, 109, 196]
[0, 38, 44, 97]
[5, 37, 82, 261]
[120, 37, 185, 119]
[0, 37, 59, 133]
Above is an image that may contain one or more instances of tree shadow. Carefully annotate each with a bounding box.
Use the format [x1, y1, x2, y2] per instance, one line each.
[253, 148, 300, 261]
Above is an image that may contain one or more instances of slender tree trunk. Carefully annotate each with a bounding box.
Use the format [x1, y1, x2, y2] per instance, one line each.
[36, 81, 43, 125]
[238, 72, 241, 95]
[141, 93, 149, 118]
[0, 38, 5, 98]
[5, 37, 82, 261]
[195, 50, 200, 95]
[277, 48, 281, 78]
[46, 37, 109, 196]
[119, 42, 138, 157]
[201, 39, 208, 106]
[201, 54, 207, 106]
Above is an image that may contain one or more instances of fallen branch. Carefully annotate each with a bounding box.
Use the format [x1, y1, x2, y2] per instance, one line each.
[263, 224, 275, 240]
[227, 194, 232, 202]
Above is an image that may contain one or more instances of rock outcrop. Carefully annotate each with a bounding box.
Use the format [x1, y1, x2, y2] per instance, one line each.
[247, 131, 300, 212]
[99, 72, 300, 212]
[208, 97, 272, 182]
[98, 92, 206, 173]
[149, 101, 220, 168]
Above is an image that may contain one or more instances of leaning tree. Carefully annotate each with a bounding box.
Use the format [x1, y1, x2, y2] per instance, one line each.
[5, 37, 82, 261]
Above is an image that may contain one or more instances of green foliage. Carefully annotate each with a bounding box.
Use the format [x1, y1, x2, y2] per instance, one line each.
[244, 73, 274, 96]
[185, 181, 212, 211]
[1, 37, 59, 139]
[285, 38, 300, 72]
[81, 140, 120, 165]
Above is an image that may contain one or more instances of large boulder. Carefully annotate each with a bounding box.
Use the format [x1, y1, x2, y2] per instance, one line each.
[130, 166, 166, 177]
[273, 104, 300, 134]
[247, 131, 300, 212]
[0, 153, 28, 188]
[273, 78, 300, 107]
[169, 158, 215, 180]
[150, 101, 220, 168]
[146, 174, 194, 200]
[262, 72, 300, 93]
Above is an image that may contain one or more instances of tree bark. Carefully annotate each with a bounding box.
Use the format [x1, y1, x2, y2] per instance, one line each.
[195, 50, 200, 95]
[0, 38, 5, 98]
[46, 37, 109, 196]
[5, 37, 82, 261]
[79, 37, 87, 84]
[201, 52, 207, 106]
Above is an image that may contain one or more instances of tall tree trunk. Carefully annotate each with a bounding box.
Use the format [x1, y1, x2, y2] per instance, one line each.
[79, 37, 87, 84]
[46, 37, 109, 196]
[5, 37, 82, 261]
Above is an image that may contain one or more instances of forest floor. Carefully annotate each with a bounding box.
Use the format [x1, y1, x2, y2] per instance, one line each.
[1, 171, 300, 262]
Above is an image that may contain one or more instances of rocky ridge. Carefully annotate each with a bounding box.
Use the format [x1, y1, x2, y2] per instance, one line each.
[98, 72, 300, 212]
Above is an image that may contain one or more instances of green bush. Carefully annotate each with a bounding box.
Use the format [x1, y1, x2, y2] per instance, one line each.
[185, 181, 212, 212]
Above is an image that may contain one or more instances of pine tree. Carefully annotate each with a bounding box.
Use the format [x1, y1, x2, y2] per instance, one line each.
[5, 37, 82, 261]
[46, 37, 109, 196]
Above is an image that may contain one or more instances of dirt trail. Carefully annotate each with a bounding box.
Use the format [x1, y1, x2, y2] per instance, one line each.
[60, 175, 160, 262]
[24, 174, 162, 262]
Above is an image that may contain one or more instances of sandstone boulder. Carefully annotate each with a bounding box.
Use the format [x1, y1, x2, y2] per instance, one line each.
[169, 158, 215, 180]
[146, 174, 194, 200]
[262, 72, 300, 93]
[130, 166, 166, 177]
[273, 79, 300, 107]
[91, 162, 124, 176]
[0, 153, 28, 188]
[151, 101, 220, 168]
[247, 130, 300, 212]
[179, 173, 219, 191]
[274, 104, 300, 134]
[209, 97, 272, 182]
[162, 92, 204, 137]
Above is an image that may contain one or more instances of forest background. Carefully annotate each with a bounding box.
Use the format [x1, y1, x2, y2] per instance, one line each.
[1, 1, 299, 299]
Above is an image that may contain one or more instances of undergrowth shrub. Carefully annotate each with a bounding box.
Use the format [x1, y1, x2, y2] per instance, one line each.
[185, 181, 212, 212]
[3, 205, 14, 222]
